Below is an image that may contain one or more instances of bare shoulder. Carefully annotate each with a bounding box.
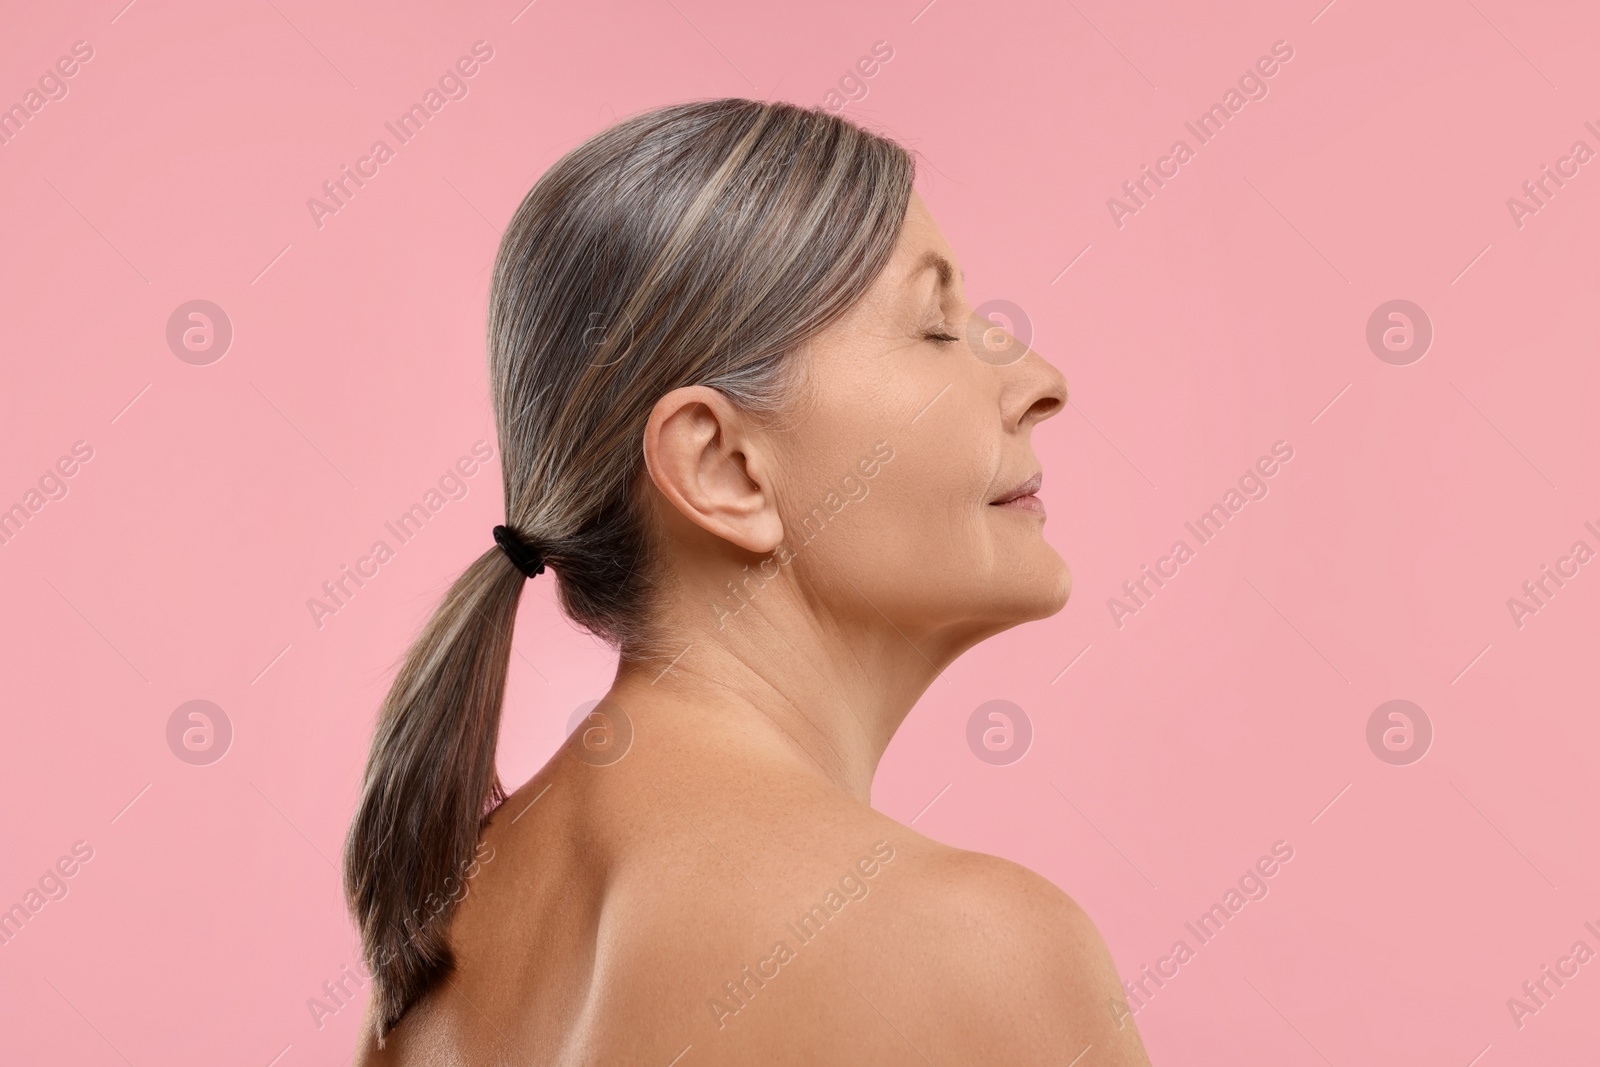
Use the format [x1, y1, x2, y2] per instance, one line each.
[850, 837, 1154, 1066]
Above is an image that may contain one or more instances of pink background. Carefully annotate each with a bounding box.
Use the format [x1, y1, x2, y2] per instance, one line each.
[2, 0, 1597, 1062]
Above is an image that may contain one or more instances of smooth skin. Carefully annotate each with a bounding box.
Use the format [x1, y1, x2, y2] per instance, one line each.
[355, 191, 1154, 1066]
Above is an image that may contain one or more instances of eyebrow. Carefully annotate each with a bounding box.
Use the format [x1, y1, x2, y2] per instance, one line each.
[907, 250, 965, 294]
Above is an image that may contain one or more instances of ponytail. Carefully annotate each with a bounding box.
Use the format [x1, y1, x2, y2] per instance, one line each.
[342, 547, 525, 1043]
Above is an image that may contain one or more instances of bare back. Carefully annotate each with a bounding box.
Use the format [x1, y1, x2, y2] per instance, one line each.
[353, 729, 1152, 1066]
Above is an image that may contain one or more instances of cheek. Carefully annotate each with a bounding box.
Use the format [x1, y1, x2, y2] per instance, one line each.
[842, 421, 996, 575]
[785, 336, 1002, 574]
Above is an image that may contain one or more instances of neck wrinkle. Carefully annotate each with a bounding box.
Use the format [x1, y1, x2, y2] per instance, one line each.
[610, 601, 946, 803]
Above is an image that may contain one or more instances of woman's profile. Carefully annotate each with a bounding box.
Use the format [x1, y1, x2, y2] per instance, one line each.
[344, 97, 1153, 1066]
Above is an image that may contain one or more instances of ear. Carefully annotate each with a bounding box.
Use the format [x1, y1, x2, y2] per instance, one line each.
[641, 386, 784, 554]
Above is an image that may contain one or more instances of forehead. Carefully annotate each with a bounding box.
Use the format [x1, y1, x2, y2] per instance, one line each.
[871, 191, 964, 308]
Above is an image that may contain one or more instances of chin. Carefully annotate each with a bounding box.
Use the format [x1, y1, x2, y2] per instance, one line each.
[1048, 560, 1073, 611]
[981, 553, 1072, 627]
[1033, 558, 1073, 618]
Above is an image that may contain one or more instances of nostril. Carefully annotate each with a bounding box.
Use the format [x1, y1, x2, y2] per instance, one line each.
[1029, 395, 1064, 421]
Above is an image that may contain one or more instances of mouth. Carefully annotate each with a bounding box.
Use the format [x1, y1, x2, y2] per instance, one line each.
[989, 471, 1044, 516]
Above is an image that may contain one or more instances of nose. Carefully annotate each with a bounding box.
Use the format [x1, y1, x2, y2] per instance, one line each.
[991, 328, 1068, 433]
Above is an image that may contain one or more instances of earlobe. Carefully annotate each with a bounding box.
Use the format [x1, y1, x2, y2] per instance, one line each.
[641, 386, 785, 554]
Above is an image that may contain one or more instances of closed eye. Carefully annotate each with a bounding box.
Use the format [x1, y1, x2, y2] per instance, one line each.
[924, 329, 960, 345]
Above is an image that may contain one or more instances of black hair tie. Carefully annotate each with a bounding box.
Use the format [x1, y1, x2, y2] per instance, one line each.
[493, 524, 545, 579]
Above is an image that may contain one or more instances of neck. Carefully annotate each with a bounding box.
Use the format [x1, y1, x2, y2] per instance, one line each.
[606, 586, 962, 803]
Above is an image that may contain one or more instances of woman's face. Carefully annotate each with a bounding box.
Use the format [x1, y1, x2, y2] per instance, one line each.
[767, 189, 1071, 653]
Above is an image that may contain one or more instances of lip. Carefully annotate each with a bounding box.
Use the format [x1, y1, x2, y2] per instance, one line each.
[989, 471, 1044, 517]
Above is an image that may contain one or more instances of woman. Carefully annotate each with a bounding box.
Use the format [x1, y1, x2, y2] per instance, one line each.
[345, 98, 1153, 1066]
